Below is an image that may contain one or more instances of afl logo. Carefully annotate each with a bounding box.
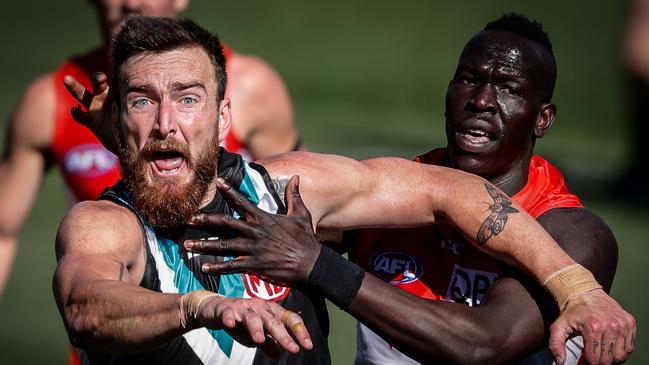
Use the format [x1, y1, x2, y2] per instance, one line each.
[63, 144, 118, 177]
[370, 251, 423, 285]
[242, 274, 290, 302]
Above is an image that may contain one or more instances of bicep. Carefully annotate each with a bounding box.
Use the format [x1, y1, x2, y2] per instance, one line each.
[54, 202, 145, 301]
[262, 153, 448, 229]
[537, 208, 618, 291]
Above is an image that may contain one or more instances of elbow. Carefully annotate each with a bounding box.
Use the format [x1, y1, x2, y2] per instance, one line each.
[65, 303, 103, 351]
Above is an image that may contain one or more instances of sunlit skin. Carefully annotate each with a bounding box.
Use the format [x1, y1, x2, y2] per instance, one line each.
[444, 30, 556, 195]
[117, 45, 231, 206]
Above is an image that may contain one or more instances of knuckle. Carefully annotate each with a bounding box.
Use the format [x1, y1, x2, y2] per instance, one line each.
[249, 298, 265, 307]
[227, 260, 237, 272]
[267, 318, 282, 330]
[588, 320, 602, 334]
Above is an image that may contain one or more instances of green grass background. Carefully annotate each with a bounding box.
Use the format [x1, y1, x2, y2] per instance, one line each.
[0, 0, 647, 363]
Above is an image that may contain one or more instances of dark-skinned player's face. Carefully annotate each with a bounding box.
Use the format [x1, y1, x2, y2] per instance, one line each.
[444, 30, 555, 180]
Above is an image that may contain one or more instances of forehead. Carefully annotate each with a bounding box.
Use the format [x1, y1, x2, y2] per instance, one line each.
[120, 46, 216, 90]
[458, 30, 549, 79]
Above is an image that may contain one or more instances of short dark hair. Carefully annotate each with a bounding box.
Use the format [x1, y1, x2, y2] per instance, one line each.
[111, 16, 227, 102]
[485, 12, 556, 101]
[485, 12, 553, 52]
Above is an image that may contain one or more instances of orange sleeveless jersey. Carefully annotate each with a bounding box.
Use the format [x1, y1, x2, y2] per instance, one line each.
[50, 45, 244, 203]
[351, 148, 584, 304]
[350, 148, 585, 364]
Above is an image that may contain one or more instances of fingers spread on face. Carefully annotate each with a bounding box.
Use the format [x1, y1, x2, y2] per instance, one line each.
[64, 75, 90, 106]
[91, 72, 109, 95]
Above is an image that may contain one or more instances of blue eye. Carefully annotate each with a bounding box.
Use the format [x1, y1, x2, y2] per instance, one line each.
[133, 98, 150, 107]
[181, 97, 197, 105]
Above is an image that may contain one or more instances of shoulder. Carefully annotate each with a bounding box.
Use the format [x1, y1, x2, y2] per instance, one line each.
[227, 53, 291, 112]
[229, 53, 286, 89]
[8, 73, 57, 150]
[537, 207, 618, 290]
[56, 200, 143, 260]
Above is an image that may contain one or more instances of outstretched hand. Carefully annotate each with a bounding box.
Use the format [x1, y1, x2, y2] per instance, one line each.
[63, 72, 119, 154]
[184, 176, 322, 286]
[548, 289, 636, 365]
[197, 295, 313, 356]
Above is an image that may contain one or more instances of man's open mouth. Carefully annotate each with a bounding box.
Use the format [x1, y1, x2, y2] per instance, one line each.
[151, 150, 186, 175]
[454, 125, 497, 153]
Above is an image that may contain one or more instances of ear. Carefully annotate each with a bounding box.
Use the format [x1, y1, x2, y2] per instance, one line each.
[174, 0, 190, 13]
[534, 103, 556, 139]
[218, 98, 232, 143]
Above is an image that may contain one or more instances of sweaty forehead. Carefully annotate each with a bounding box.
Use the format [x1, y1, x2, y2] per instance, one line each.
[459, 30, 550, 80]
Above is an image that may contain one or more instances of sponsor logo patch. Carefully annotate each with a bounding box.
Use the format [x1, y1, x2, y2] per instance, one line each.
[63, 144, 118, 177]
[242, 274, 290, 301]
[445, 265, 499, 306]
[370, 251, 423, 285]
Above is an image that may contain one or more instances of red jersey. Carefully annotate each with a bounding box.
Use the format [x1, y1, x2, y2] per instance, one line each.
[50, 45, 248, 202]
[350, 148, 584, 365]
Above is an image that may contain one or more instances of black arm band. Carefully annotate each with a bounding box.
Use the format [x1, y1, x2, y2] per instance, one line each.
[307, 244, 365, 309]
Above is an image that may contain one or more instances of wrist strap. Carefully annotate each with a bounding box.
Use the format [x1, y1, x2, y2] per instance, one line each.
[307, 245, 365, 309]
[542, 264, 603, 310]
[179, 290, 220, 329]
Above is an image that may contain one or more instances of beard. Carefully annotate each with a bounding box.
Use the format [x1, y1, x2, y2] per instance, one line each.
[118, 130, 219, 228]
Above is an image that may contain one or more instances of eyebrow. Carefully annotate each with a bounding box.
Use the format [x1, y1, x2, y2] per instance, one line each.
[126, 84, 151, 94]
[125, 82, 206, 95]
[171, 81, 206, 92]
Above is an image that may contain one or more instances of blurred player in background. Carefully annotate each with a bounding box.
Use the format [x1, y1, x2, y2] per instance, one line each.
[621, 0, 649, 204]
[0, 0, 299, 297]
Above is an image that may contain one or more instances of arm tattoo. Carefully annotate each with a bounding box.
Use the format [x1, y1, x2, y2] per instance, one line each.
[476, 184, 519, 245]
[271, 178, 290, 204]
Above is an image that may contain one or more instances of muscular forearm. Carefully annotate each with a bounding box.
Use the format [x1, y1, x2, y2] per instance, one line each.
[348, 274, 526, 364]
[437, 172, 574, 283]
[57, 279, 184, 354]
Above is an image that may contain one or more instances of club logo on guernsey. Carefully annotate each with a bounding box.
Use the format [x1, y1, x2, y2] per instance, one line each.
[370, 251, 423, 285]
[242, 274, 290, 301]
[445, 265, 499, 306]
[63, 144, 118, 177]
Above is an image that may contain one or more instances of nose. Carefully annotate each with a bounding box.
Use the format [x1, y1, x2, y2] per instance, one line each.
[153, 100, 177, 139]
[468, 83, 497, 114]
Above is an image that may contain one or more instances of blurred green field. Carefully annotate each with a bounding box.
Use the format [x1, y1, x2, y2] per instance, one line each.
[0, 1, 647, 364]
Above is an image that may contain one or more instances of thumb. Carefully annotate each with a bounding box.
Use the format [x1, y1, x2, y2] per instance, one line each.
[286, 175, 309, 219]
[70, 104, 89, 125]
[548, 319, 570, 365]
